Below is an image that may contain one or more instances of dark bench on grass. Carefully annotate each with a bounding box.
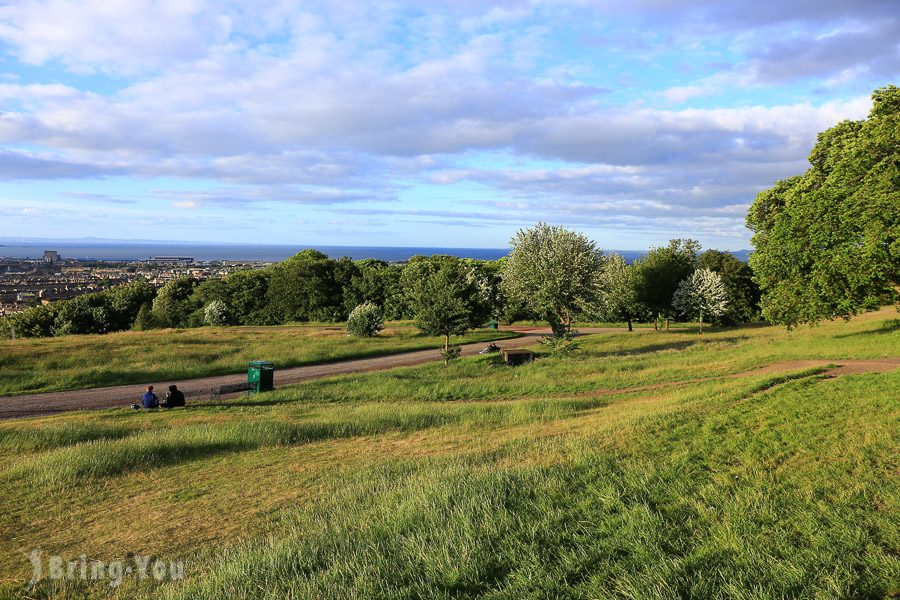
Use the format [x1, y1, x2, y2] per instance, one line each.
[210, 382, 250, 400]
[502, 349, 534, 366]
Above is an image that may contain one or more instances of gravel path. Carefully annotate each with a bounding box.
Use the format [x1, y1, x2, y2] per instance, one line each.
[6, 327, 890, 421]
[0, 327, 639, 419]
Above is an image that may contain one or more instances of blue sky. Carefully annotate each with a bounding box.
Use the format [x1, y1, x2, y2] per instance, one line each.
[0, 1, 896, 250]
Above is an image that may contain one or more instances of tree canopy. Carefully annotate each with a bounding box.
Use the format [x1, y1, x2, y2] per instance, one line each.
[634, 239, 699, 329]
[502, 222, 605, 335]
[672, 268, 728, 334]
[402, 255, 490, 350]
[747, 85, 900, 327]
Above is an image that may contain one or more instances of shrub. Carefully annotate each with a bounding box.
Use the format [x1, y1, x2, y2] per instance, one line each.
[539, 330, 582, 357]
[347, 302, 384, 337]
[204, 300, 230, 326]
[440, 344, 462, 365]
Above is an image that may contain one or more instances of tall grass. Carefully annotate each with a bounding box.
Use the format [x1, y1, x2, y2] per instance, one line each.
[0, 309, 897, 598]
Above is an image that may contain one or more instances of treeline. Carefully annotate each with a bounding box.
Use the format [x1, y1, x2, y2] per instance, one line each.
[5, 243, 761, 339]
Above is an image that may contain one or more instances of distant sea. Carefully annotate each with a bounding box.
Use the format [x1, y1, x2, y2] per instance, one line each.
[0, 241, 743, 263]
[0, 242, 513, 262]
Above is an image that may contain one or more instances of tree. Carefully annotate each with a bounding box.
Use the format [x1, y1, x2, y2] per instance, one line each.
[266, 250, 346, 323]
[105, 280, 156, 331]
[402, 255, 490, 352]
[698, 250, 760, 324]
[595, 253, 645, 331]
[224, 269, 272, 325]
[346, 302, 384, 337]
[747, 85, 900, 327]
[203, 300, 229, 326]
[151, 276, 200, 328]
[502, 222, 605, 335]
[8, 304, 57, 338]
[635, 239, 700, 330]
[672, 268, 728, 334]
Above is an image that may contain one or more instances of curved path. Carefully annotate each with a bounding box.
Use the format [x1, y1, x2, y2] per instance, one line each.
[3, 328, 895, 420]
[0, 327, 640, 419]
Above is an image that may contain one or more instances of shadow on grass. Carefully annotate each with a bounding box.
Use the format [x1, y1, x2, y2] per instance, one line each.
[834, 319, 900, 339]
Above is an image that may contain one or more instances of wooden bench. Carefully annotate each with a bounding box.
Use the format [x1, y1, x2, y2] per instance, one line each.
[210, 382, 250, 399]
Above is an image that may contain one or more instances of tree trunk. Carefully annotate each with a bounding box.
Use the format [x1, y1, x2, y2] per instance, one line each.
[444, 333, 450, 352]
[665, 317, 669, 331]
[627, 317, 633, 332]
[699, 312, 703, 335]
[654, 313, 659, 331]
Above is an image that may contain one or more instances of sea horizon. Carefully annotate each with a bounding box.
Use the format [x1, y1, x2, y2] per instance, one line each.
[0, 239, 749, 263]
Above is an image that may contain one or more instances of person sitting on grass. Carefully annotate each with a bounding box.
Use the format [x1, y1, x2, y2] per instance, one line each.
[162, 384, 185, 408]
[140, 385, 159, 409]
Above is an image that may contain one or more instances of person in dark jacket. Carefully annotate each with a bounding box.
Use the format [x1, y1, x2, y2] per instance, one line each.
[141, 385, 159, 409]
[162, 384, 185, 408]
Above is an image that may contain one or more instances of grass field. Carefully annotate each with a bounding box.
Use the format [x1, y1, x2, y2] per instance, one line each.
[0, 309, 897, 598]
[0, 326, 518, 396]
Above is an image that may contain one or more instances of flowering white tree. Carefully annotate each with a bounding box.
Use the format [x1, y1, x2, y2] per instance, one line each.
[203, 300, 229, 326]
[672, 268, 728, 334]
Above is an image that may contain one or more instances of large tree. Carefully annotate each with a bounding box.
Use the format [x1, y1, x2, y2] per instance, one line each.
[402, 255, 490, 351]
[266, 250, 347, 323]
[635, 239, 700, 330]
[698, 250, 760, 325]
[502, 222, 605, 335]
[747, 85, 899, 327]
[672, 268, 728, 334]
[595, 253, 645, 331]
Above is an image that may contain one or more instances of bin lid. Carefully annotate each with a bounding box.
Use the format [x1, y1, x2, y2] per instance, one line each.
[249, 360, 274, 367]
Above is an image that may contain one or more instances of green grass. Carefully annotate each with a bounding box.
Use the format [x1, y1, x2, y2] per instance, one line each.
[0, 308, 897, 598]
[0, 326, 517, 395]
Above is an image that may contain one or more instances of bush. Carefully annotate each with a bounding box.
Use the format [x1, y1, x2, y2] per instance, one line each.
[347, 302, 384, 337]
[539, 330, 582, 357]
[440, 344, 462, 365]
[204, 300, 230, 326]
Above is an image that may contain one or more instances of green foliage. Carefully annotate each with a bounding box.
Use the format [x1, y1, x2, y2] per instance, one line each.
[672, 268, 729, 333]
[8, 280, 155, 337]
[8, 304, 57, 338]
[346, 302, 384, 337]
[747, 85, 900, 327]
[403, 255, 491, 350]
[439, 344, 462, 365]
[538, 330, 582, 357]
[344, 259, 405, 319]
[698, 250, 760, 324]
[502, 222, 605, 335]
[635, 239, 700, 325]
[266, 250, 348, 323]
[222, 269, 273, 325]
[594, 253, 646, 330]
[151, 276, 200, 329]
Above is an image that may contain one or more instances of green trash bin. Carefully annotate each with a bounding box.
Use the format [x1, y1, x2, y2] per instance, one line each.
[488, 320, 498, 330]
[248, 361, 274, 394]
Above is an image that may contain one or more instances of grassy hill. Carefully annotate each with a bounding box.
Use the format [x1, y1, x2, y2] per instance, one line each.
[0, 325, 517, 396]
[0, 309, 897, 598]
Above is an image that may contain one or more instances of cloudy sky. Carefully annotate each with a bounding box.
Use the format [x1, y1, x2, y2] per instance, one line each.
[0, 1, 897, 250]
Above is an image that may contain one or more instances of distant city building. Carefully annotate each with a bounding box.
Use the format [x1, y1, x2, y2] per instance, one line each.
[148, 256, 194, 265]
[43, 250, 60, 264]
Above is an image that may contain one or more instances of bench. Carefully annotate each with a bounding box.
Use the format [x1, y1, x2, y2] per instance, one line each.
[210, 382, 250, 400]
[502, 349, 534, 366]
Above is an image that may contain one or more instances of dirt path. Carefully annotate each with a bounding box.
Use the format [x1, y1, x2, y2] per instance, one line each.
[0, 327, 642, 419]
[2, 327, 895, 420]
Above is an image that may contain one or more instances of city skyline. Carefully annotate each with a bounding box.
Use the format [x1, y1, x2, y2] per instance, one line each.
[1, 1, 897, 249]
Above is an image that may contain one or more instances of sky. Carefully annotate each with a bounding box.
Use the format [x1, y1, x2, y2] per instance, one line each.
[0, 1, 897, 250]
